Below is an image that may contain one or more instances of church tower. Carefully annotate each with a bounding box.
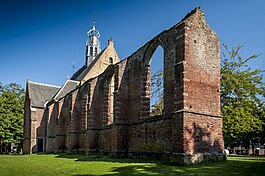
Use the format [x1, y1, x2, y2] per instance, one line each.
[86, 22, 101, 66]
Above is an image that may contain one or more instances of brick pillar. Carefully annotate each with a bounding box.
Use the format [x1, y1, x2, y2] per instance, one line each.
[87, 82, 93, 129]
[30, 109, 37, 153]
[69, 95, 75, 134]
[170, 9, 225, 164]
[67, 93, 79, 151]
[55, 101, 65, 151]
[140, 65, 150, 118]
[85, 81, 98, 152]
[102, 81, 109, 126]
[23, 98, 32, 154]
[112, 64, 128, 155]
[81, 95, 88, 130]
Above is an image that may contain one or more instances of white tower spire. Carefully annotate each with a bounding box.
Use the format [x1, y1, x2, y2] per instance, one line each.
[86, 22, 101, 66]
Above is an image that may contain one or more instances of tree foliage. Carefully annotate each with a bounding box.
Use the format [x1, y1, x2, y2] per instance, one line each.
[0, 83, 25, 144]
[150, 44, 265, 149]
[221, 44, 265, 148]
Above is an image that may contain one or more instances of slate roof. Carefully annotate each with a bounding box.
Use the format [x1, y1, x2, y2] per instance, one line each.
[70, 65, 86, 80]
[28, 81, 60, 108]
[70, 48, 105, 81]
[50, 80, 80, 101]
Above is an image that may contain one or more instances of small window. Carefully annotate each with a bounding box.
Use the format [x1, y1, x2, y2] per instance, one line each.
[95, 47, 98, 55]
[109, 57, 113, 64]
[90, 47, 93, 56]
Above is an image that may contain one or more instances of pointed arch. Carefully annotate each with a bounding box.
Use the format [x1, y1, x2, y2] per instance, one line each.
[150, 46, 164, 115]
[143, 39, 164, 66]
[141, 39, 165, 117]
[102, 67, 116, 125]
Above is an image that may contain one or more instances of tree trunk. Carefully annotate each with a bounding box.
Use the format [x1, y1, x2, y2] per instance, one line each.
[250, 139, 255, 155]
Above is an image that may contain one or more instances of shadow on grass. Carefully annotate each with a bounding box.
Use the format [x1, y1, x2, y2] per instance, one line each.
[53, 153, 265, 176]
[71, 160, 265, 176]
[54, 153, 168, 165]
[75, 160, 265, 176]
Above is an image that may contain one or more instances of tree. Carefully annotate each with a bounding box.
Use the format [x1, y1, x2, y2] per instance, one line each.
[221, 44, 265, 153]
[0, 83, 25, 144]
[150, 44, 265, 153]
[150, 69, 163, 116]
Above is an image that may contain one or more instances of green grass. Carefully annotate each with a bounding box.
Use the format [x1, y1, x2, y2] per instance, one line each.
[0, 154, 264, 176]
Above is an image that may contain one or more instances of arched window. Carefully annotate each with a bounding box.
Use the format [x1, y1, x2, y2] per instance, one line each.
[94, 47, 98, 55]
[109, 57, 113, 64]
[90, 46, 93, 56]
[150, 46, 164, 116]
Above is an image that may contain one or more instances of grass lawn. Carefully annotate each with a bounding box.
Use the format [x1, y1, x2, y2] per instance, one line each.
[0, 154, 264, 176]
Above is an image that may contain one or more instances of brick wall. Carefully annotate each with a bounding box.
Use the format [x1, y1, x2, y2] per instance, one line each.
[40, 8, 224, 164]
[181, 9, 224, 162]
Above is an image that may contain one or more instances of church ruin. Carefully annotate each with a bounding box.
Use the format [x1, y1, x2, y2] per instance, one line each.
[23, 8, 225, 164]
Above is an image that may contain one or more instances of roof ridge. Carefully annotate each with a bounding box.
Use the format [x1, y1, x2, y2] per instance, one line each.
[52, 80, 69, 101]
[28, 80, 61, 88]
[48, 79, 80, 103]
[67, 79, 80, 83]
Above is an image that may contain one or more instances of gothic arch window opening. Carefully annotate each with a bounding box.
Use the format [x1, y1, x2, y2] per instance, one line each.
[94, 47, 98, 55]
[90, 46, 93, 56]
[149, 45, 164, 116]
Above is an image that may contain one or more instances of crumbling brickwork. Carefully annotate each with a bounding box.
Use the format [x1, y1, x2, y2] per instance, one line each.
[24, 8, 225, 164]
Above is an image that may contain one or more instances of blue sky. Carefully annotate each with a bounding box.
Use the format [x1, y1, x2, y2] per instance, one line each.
[0, 0, 264, 88]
